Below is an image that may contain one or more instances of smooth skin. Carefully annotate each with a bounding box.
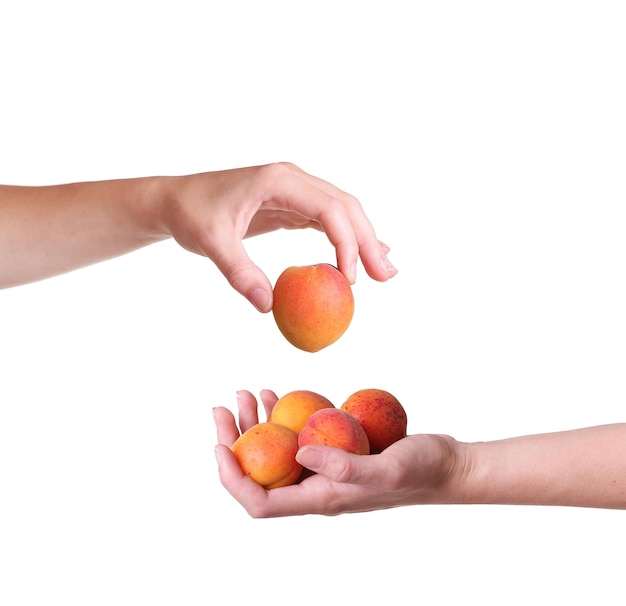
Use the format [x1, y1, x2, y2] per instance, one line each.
[0, 162, 397, 309]
[214, 390, 626, 517]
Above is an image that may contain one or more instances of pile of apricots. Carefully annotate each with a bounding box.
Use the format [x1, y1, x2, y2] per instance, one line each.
[232, 388, 408, 488]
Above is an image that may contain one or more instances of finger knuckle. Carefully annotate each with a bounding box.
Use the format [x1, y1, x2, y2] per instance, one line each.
[224, 261, 253, 291]
[257, 161, 294, 185]
[330, 458, 357, 484]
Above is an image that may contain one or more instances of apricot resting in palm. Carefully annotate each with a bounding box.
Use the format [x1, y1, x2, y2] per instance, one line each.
[268, 390, 335, 434]
[341, 388, 408, 453]
[299, 408, 370, 455]
[230, 422, 302, 489]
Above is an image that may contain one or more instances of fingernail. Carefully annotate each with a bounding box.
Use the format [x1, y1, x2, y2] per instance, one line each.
[296, 446, 324, 470]
[214, 446, 222, 465]
[349, 261, 357, 284]
[382, 256, 397, 276]
[250, 288, 271, 313]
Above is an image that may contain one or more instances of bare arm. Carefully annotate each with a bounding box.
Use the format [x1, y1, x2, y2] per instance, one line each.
[214, 391, 626, 517]
[460, 424, 626, 508]
[0, 163, 397, 309]
[0, 178, 161, 288]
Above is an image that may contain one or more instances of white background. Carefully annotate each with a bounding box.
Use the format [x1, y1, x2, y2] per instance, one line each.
[1, 1, 625, 604]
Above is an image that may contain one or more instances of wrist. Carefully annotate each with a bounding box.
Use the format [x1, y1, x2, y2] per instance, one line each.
[134, 175, 175, 242]
[435, 437, 482, 505]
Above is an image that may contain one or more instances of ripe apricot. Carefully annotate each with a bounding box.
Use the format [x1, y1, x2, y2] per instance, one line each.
[341, 388, 407, 453]
[298, 408, 370, 455]
[269, 389, 335, 434]
[231, 422, 302, 489]
[272, 263, 354, 352]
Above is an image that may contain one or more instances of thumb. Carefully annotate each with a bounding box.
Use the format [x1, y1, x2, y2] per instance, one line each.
[296, 445, 380, 486]
[212, 240, 274, 313]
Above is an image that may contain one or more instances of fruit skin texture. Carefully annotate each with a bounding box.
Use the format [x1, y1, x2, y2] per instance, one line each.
[341, 388, 407, 454]
[269, 390, 335, 434]
[298, 408, 370, 455]
[231, 422, 303, 489]
[272, 263, 355, 352]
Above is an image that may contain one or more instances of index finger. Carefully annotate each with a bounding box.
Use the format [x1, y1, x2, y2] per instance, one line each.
[260, 163, 396, 284]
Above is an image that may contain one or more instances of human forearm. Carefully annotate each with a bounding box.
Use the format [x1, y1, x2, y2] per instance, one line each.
[0, 177, 165, 288]
[0, 164, 397, 300]
[458, 424, 626, 509]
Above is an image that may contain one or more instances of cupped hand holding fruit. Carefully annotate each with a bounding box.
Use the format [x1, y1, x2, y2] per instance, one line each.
[213, 389, 460, 518]
[221, 387, 406, 492]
